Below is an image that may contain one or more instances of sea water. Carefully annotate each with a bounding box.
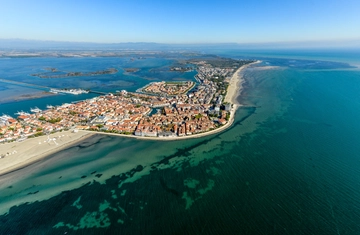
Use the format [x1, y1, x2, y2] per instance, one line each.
[1, 50, 360, 234]
[0, 56, 197, 115]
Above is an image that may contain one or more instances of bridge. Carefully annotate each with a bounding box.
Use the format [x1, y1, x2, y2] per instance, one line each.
[89, 90, 107, 95]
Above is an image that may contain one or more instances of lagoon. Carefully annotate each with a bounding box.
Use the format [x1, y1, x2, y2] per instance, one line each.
[1, 50, 360, 234]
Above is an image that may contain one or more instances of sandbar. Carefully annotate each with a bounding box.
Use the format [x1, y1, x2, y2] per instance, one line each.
[0, 130, 93, 175]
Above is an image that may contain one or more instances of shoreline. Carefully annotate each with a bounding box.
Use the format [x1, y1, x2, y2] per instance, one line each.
[0, 61, 260, 175]
[224, 60, 261, 105]
[0, 130, 93, 176]
[77, 60, 260, 141]
[90, 60, 261, 141]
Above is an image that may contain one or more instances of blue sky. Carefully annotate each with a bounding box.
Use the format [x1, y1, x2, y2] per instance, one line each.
[1, 0, 360, 44]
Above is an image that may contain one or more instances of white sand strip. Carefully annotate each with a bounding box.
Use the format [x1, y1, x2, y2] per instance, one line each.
[224, 60, 261, 104]
[0, 130, 93, 175]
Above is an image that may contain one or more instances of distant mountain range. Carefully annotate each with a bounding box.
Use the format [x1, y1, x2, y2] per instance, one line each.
[0, 39, 243, 51]
[0, 39, 165, 50]
[0, 38, 359, 50]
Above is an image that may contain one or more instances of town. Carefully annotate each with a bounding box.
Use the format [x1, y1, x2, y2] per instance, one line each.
[138, 81, 195, 96]
[0, 58, 254, 142]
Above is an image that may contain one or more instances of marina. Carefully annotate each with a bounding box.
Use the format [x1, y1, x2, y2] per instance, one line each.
[49, 88, 89, 95]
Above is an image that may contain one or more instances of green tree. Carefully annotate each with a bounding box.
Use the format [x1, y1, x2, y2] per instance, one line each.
[48, 117, 62, 124]
[34, 132, 43, 137]
[194, 113, 203, 119]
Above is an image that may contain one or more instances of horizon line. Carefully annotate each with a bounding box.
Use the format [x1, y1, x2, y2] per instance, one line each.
[1, 37, 360, 46]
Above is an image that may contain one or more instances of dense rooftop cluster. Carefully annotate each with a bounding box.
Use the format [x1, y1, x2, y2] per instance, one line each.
[0, 58, 254, 142]
[141, 81, 195, 96]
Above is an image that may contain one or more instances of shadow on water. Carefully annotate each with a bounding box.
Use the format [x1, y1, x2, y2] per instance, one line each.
[0, 107, 257, 235]
[153, 107, 256, 166]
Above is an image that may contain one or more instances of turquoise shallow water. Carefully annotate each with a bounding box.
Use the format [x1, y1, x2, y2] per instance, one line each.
[1, 51, 360, 234]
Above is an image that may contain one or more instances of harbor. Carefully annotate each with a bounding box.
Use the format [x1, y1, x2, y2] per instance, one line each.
[49, 88, 89, 95]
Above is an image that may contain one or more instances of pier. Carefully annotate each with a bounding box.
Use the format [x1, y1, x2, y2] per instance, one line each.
[89, 90, 107, 95]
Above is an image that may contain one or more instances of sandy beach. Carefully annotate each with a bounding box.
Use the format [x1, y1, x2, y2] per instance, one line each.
[0, 61, 260, 174]
[224, 60, 261, 104]
[0, 130, 93, 175]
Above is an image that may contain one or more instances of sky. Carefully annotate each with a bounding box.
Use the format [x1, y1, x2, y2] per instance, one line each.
[1, 0, 360, 45]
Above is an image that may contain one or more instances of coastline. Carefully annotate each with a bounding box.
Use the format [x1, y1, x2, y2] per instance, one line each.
[0, 61, 259, 175]
[81, 60, 261, 141]
[0, 130, 93, 176]
[224, 60, 261, 105]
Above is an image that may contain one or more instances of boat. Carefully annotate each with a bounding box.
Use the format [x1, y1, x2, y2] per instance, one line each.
[15, 111, 31, 116]
[46, 105, 54, 109]
[30, 107, 42, 113]
[0, 114, 13, 121]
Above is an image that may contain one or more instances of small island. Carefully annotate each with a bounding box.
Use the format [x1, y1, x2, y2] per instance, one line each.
[124, 68, 140, 73]
[31, 68, 118, 79]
